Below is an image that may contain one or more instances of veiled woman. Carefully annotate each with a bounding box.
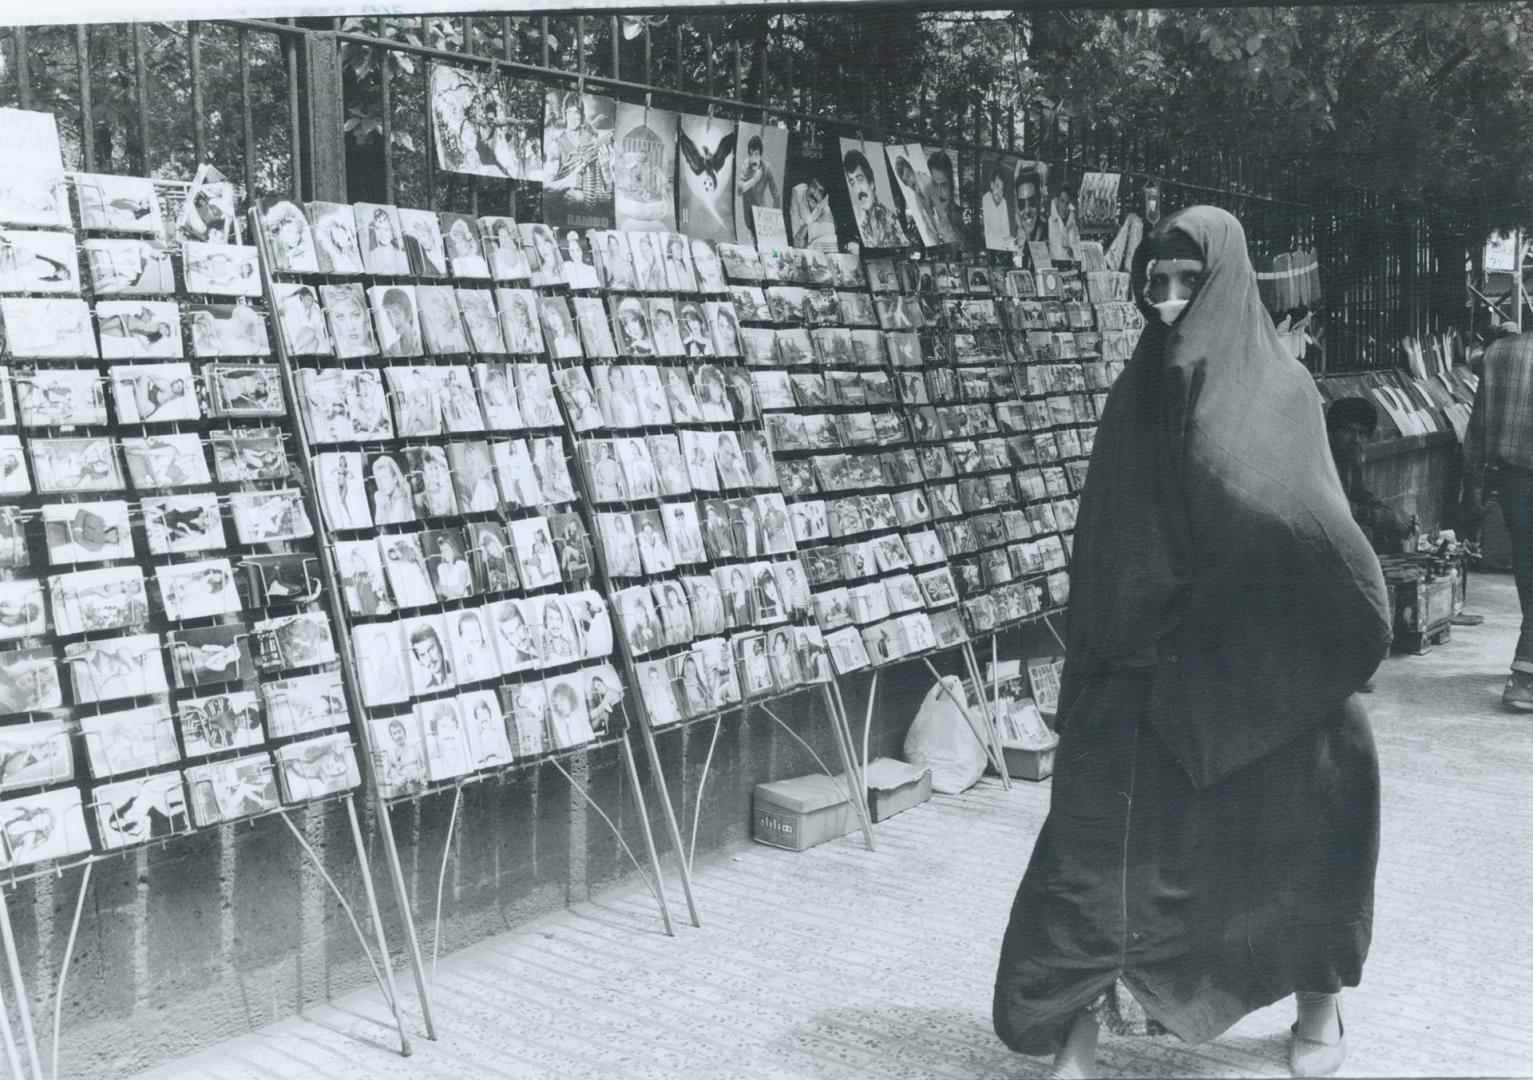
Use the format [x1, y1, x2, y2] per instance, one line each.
[992, 207, 1389, 1080]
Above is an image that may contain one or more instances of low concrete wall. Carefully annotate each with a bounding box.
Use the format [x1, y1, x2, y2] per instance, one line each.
[17, 621, 1056, 1078]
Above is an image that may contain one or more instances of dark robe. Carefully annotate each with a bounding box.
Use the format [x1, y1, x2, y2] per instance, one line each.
[992, 206, 1391, 1055]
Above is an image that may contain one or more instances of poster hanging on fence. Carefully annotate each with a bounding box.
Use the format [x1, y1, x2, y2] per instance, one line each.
[542, 89, 616, 230]
[676, 113, 737, 241]
[735, 122, 788, 244]
[1013, 160, 1049, 250]
[613, 103, 678, 233]
[978, 150, 1016, 252]
[921, 146, 965, 248]
[1076, 171, 1122, 234]
[885, 143, 954, 248]
[429, 66, 539, 180]
[838, 137, 907, 249]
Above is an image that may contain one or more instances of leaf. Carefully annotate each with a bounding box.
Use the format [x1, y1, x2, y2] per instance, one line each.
[393, 131, 417, 153]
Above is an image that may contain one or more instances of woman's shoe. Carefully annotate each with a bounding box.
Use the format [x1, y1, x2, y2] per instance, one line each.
[1289, 1008, 1345, 1078]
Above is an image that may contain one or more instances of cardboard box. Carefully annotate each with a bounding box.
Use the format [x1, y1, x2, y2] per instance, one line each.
[753, 773, 856, 852]
[1003, 739, 1058, 781]
[863, 757, 932, 823]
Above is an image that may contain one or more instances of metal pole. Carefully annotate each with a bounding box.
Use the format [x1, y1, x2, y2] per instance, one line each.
[922, 657, 1007, 779]
[247, 207, 437, 1041]
[634, 717, 701, 928]
[345, 797, 413, 1055]
[962, 640, 1010, 788]
[818, 682, 876, 851]
[619, 733, 677, 937]
[0, 948, 26, 1080]
[0, 890, 41, 1079]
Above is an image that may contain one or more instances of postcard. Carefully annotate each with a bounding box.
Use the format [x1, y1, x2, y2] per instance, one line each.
[277, 733, 361, 803]
[48, 565, 149, 637]
[109, 362, 200, 423]
[0, 787, 90, 868]
[229, 489, 313, 544]
[93, 771, 189, 849]
[124, 433, 216, 493]
[0, 298, 96, 358]
[79, 701, 177, 776]
[262, 671, 348, 739]
[177, 690, 263, 758]
[186, 753, 279, 826]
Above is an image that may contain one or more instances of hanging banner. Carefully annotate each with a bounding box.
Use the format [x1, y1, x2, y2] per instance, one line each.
[542, 89, 617, 230]
[676, 113, 737, 241]
[735, 122, 789, 244]
[429, 65, 541, 180]
[838, 137, 908, 249]
[613, 103, 678, 233]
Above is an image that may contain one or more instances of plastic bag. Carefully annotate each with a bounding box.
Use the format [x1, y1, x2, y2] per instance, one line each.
[902, 675, 987, 794]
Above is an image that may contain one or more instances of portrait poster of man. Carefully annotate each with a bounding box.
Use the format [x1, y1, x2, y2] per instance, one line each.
[430, 65, 541, 180]
[735, 122, 788, 243]
[542, 90, 616, 230]
[978, 150, 1017, 252]
[613, 103, 679, 233]
[676, 113, 737, 242]
[923, 147, 966, 249]
[838, 137, 907, 249]
[1013, 159, 1050, 250]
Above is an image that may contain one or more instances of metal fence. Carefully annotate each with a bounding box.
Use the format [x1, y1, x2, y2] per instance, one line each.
[2, 12, 1469, 371]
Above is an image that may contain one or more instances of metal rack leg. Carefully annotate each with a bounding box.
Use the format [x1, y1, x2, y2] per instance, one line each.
[370, 797, 438, 1040]
[344, 797, 414, 1056]
[634, 721, 700, 928]
[620, 733, 677, 937]
[922, 657, 1007, 779]
[0, 891, 41, 1080]
[819, 683, 876, 852]
[962, 640, 1011, 789]
[0, 959, 25, 1080]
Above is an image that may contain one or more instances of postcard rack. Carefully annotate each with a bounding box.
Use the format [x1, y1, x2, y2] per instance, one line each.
[0, 168, 420, 1073]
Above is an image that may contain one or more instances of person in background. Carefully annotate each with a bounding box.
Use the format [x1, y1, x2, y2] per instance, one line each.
[1326, 397, 1417, 554]
[993, 207, 1388, 1080]
[1461, 322, 1533, 709]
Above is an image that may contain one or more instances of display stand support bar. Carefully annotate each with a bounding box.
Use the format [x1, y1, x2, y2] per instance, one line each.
[0, 889, 42, 1080]
[818, 682, 877, 850]
[921, 656, 1008, 780]
[0, 961, 25, 1080]
[960, 639, 1011, 789]
[342, 798, 413, 1052]
[632, 716, 700, 927]
[618, 732, 677, 937]
[249, 208, 434, 1044]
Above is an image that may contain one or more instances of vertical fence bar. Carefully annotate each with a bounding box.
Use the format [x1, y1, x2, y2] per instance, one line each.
[133, 23, 151, 173]
[705, 33, 715, 99]
[239, 28, 256, 197]
[610, 15, 620, 79]
[541, 15, 550, 67]
[77, 24, 95, 172]
[379, 40, 395, 204]
[286, 28, 303, 199]
[423, 16, 436, 210]
[675, 23, 683, 87]
[190, 21, 207, 164]
[733, 39, 742, 104]
[14, 26, 31, 111]
[643, 21, 652, 84]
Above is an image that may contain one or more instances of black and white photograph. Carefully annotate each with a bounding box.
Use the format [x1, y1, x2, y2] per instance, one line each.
[677, 113, 736, 241]
[67, 633, 169, 707]
[42, 500, 133, 565]
[613, 102, 678, 233]
[441, 214, 490, 279]
[177, 690, 263, 758]
[17, 368, 106, 428]
[77, 173, 163, 235]
[368, 284, 424, 357]
[109, 362, 200, 423]
[398, 207, 449, 277]
[0, 787, 90, 868]
[0, 297, 96, 357]
[733, 122, 787, 244]
[230, 488, 313, 544]
[839, 137, 908, 249]
[276, 734, 361, 803]
[431, 65, 533, 180]
[93, 771, 189, 849]
[259, 198, 318, 272]
[188, 303, 271, 358]
[305, 200, 364, 274]
[519, 223, 564, 287]
[496, 287, 544, 354]
[0, 229, 80, 293]
[186, 754, 279, 827]
[183, 242, 262, 297]
[597, 512, 640, 578]
[98, 300, 182, 359]
[126, 431, 214, 488]
[542, 89, 616, 230]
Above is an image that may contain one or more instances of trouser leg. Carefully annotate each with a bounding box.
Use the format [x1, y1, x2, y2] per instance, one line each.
[1499, 470, 1533, 667]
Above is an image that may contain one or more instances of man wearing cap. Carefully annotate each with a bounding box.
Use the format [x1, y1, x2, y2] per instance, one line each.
[1327, 396, 1416, 554]
[1463, 323, 1533, 708]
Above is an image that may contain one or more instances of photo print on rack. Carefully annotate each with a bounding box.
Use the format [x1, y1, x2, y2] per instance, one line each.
[735, 122, 788, 244]
[542, 89, 617, 230]
[676, 113, 737, 241]
[614, 102, 679, 233]
[430, 65, 542, 180]
[839, 137, 908, 249]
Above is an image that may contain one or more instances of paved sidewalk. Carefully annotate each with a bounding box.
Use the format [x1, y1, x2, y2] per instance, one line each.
[139, 574, 1533, 1080]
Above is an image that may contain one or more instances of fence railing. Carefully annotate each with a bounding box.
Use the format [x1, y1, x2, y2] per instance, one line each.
[1, 12, 1469, 371]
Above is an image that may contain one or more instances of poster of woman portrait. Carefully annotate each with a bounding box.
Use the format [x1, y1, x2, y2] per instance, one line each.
[519, 223, 565, 287]
[306, 200, 364, 274]
[494, 288, 545, 355]
[676, 113, 736, 242]
[259, 197, 318, 272]
[542, 89, 616, 230]
[478, 216, 529, 282]
[560, 229, 601, 289]
[613, 102, 678, 233]
[398, 208, 449, 278]
[437, 213, 489, 280]
[572, 296, 617, 359]
[431, 65, 541, 180]
[354, 203, 411, 275]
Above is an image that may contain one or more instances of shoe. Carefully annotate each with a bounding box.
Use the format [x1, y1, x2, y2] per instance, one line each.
[1289, 1008, 1345, 1078]
[1502, 675, 1533, 710]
